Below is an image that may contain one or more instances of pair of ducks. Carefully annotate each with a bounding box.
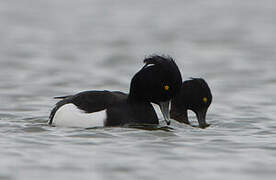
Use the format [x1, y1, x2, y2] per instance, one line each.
[49, 55, 212, 128]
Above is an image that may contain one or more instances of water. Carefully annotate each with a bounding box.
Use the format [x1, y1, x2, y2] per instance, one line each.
[1, 0, 276, 179]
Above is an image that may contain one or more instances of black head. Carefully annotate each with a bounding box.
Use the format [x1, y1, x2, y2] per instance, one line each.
[129, 55, 182, 125]
[170, 78, 212, 128]
[129, 55, 182, 103]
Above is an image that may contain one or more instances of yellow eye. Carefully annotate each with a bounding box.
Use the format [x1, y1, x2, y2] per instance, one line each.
[203, 97, 208, 103]
[164, 85, 170, 91]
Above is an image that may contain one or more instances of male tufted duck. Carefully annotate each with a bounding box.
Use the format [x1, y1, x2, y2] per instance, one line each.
[49, 55, 182, 127]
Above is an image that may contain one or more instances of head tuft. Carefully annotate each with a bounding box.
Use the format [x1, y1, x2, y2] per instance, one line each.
[143, 55, 174, 66]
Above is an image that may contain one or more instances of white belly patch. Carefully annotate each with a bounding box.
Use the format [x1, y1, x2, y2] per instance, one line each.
[52, 103, 106, 128]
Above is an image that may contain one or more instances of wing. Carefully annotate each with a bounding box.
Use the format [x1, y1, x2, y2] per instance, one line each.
[54, 95, 73, 99]
[70, 90, 127, 113]
[49, 90, 127, 125]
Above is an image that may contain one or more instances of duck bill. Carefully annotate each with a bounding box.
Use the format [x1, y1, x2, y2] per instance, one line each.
[195, 108, 209, 128]
[159, 101, 171, 125]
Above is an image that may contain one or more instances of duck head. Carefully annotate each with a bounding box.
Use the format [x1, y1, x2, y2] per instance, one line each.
[170, 78, 212, 128]
[129, 55, 182, 125]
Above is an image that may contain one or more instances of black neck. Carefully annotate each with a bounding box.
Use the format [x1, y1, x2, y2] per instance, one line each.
[170, 103, 189, 124]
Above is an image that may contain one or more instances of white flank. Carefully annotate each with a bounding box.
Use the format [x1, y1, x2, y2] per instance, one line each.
[52, 103, 106, 128]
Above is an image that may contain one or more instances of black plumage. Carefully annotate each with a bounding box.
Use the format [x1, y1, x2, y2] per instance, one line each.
[170, 78, 212, 128]
[49, 55, 182, 127]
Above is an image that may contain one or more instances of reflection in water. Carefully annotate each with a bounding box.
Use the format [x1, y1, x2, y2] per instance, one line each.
[124, 124, 174, 132]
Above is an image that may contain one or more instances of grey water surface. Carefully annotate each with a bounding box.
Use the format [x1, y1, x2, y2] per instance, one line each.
[1, 0, 276, 180]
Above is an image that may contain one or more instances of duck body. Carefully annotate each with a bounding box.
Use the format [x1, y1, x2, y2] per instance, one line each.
[105, 98, 158, 126]
[49, 55, 182, 127]
[49, 90, 158, 127]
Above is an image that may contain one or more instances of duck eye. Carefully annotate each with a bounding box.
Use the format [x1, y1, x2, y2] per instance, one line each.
[203, 97, 208, 103]
[164, 85, 170, 91]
